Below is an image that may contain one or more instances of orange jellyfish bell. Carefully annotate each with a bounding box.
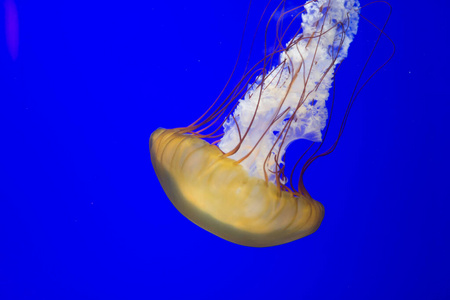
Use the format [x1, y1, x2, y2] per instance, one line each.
[150, 128, 324, 247]
[150, 0, 392, 247]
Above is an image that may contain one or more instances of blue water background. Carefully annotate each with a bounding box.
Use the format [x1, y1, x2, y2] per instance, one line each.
[1, 0, 449, 299]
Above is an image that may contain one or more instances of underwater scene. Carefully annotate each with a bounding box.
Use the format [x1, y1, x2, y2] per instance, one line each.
[1, 0, 449, 299]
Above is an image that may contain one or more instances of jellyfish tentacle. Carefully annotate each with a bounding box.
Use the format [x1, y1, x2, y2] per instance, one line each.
[150, 0, 394, 247]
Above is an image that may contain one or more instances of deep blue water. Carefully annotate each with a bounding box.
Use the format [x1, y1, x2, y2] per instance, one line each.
[1, 0, 449, 299]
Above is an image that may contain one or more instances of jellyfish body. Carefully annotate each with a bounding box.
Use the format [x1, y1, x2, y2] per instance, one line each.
[150, 0, 363, 247]
[151, 128, 324, 247]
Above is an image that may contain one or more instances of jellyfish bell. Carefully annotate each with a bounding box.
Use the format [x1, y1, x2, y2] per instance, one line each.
[150, 128, 324, 247]
[150, 0, 392, 247]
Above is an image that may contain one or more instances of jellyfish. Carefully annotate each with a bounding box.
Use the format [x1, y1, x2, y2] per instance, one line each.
[150, 0, 392, 247]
